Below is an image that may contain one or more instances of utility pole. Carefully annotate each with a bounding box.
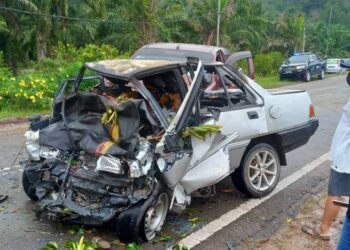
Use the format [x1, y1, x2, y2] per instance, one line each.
[216, 0, 221, 47]
[302, 26, 306, 52]
[325, 6, 333, 57]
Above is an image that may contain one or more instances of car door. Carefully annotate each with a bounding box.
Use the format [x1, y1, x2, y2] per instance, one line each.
[200, 64, 268, 143]
[177, 64, 268, 194]
[155, 60, 241, 196]
[225, 51, 255, 79]
[155, 60, 206, 189]
[309, 54, 321, 75]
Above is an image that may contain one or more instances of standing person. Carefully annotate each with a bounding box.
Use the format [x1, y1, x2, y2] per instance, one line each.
[337, 201, 350, 249]
[302, 63, 350, 241]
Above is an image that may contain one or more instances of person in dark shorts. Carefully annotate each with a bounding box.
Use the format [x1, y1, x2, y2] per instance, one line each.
[337, 201, 350, 249]
[302, 65, 350, 241]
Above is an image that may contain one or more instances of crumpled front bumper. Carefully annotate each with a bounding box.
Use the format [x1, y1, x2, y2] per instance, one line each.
[22, 158, 149, 225]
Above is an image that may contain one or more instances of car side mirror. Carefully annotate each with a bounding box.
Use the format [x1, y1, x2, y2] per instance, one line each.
[309, 59, 315, 64]
[208, 107, 221, 121]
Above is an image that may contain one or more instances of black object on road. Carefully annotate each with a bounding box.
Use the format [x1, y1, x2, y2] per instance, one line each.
[0, 195, 8, 203]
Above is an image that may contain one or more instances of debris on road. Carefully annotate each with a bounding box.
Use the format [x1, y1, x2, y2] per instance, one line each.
[0, 194, 8, 203]
[225, 241, 235, 250]
[252, 192, 344, 249]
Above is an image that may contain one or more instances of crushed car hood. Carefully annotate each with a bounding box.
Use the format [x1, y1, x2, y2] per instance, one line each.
[40, 92, 159, 156]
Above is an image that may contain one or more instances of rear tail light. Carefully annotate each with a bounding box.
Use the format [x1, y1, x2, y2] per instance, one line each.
[337, 60, 340, 65]
[309, 104, 315, 118]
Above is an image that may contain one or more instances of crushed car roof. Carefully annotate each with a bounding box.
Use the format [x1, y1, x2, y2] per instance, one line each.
[84, 59, 183, 80]
[142, 43, 224, 53]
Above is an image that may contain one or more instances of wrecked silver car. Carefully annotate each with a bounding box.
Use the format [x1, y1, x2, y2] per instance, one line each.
[21, 58, 318, 243]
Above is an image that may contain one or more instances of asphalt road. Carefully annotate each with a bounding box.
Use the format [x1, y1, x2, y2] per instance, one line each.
[0, 75, 349, 250]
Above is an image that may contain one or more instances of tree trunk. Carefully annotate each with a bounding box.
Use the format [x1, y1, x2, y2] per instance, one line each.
[36, 28, 47, 60]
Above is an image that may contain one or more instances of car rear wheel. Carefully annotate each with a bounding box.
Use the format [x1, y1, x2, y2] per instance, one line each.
[304, 70, 311, 82]
[318, 69, 325, 79]
[232, 143, 281, 198]
[116, 183, 169, 243]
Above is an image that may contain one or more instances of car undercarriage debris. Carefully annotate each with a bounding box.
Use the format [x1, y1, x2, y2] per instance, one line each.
[23, 90, 160, 225]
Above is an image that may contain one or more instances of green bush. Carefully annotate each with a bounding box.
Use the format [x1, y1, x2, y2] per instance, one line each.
[55, 42, 125, 63]
[0, 43, 130, 113]
[0, 51, 12, 79]
[0, 61, 86, 111]
[33, 58, 67, 72]
[254, 52, 285, 77]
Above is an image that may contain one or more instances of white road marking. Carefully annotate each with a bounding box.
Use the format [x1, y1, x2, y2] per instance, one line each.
[0, 165, 21, 172]
[172, 152, 330, 249]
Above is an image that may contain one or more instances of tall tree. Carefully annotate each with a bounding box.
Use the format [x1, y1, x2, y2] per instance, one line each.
[225, 0, 268, 53]
[188, 0, 234, 46]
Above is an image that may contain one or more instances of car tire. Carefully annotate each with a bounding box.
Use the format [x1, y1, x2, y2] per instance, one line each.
[279, 75, 284, 81]
[116, 183, 169, 243]
[231, 143, 281, 198]
[318, 69, 325, 79]
[22, 171, 39, 201]
[304, 70, 311, 82]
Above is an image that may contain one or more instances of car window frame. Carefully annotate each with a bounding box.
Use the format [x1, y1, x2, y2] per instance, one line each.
[311, 54, 318, 62]
[199, 64, 259, 114]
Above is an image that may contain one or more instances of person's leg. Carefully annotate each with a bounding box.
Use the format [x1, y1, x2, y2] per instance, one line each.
[337, 216, 350, 250]
[319, 195, 342, 235]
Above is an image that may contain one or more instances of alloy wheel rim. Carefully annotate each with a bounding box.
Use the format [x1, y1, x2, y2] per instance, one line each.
[144, 193, 169, 240]
[248, 150, 277, 191]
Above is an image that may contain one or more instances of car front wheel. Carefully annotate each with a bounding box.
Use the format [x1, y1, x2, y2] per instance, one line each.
[22, 170, 39, 201]
[304, 70, 311, 82]
[232, 143, 281, 198]
[143, 192, 169, 241]
[116, 183, 169, 243]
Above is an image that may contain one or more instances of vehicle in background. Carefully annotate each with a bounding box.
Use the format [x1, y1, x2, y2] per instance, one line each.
[132, 43, 255, 79]
[279, 53, 326, 82]
[340, 59, 350, 68]
[326, 58, 347, 74]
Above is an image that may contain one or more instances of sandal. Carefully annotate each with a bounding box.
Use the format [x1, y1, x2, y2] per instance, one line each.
[301, 224, 330, 241]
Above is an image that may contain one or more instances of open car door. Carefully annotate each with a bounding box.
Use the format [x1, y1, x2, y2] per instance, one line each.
[225, 51, 255, 80]
[156, 59, 240, 209]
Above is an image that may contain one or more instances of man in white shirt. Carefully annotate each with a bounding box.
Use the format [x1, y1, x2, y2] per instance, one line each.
[302, 77, 350, 240]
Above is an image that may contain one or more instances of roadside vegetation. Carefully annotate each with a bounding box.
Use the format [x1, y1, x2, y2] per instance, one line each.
[0, 0, 349, 118]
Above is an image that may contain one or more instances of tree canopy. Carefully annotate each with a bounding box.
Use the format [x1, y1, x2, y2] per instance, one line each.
[0, 0, 349, 71]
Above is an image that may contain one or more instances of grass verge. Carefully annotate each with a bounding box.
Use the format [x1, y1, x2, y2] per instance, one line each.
[0, 108, 49, 120]
[255, 75, 296, 89]
[256, 73, 342, 89]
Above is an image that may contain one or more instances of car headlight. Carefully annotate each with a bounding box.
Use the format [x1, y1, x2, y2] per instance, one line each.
[96, 155, 124, 175]
[296, 65, 306, 70]
[40, 146, 60, 159]
[25, 142, 40, 161]
[24, 130, 40, 161]
[25, 130, 39, 143]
